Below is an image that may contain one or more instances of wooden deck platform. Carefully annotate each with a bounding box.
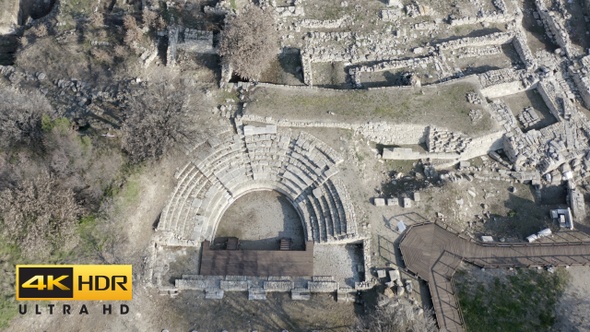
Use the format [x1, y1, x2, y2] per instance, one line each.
[199, 241, 314, 276]
[399, 223, 590, 332]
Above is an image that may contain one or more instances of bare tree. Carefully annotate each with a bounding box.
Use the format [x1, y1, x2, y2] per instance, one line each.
[121, 86, 197, 164]
[219, 5, 279, 81]
[0, 89, 52, 149]
[0, 173, 84, 259]
[89, 12, 104, 28]
[142, 8, 157, 28]
[142, 8, 165, 30]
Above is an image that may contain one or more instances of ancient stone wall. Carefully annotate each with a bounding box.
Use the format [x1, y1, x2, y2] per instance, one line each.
[437, 32, 514, 51]
[537, 79, 565, 120]
[449, 13, 515, 26]
[571, 56, 590, 108]
[512, 30, 536, 69]
[535, 0, 577, 57]
[298, 16, 350, 29]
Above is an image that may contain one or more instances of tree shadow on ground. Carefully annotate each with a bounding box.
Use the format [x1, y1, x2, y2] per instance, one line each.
[279, 48, 302, 78]
[483, 192, 552, 239]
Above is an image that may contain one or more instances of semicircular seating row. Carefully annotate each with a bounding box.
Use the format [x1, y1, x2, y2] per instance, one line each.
[156, 130, 359, 246]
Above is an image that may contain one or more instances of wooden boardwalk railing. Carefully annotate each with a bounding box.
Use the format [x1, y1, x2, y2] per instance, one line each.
[399, 222, 590, 332]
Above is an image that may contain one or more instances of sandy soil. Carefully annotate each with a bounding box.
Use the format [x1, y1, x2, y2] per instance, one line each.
[216, 190, 305, 250]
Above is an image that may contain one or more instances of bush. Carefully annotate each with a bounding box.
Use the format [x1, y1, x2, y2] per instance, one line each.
[0, 173, 84, 259]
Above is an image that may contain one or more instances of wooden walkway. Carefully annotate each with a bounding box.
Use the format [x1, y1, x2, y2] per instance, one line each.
[399, 223, 590, 332]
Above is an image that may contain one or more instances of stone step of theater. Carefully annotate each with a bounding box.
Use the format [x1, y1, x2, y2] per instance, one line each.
[157, 128, 359, 245]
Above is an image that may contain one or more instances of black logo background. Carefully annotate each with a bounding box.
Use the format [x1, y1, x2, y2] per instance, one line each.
[18, 267, 74, 299]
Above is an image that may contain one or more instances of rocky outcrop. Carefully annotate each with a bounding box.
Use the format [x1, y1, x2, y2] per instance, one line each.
[0, 0, 20, 34]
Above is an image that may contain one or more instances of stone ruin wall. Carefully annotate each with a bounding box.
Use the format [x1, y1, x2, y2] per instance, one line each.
[478, 68, 533, 98]
[537, 79, 566, 121]
[240, 112, 504, 162]
[570, 56, 590, 109]
[348, 56, 436, 88]
[298, 16, 350, 29]
[436, 31, 514, 51]
[572, 72, 590, 109]
[512, 30, 536, 70]
[240, 113, 428, 145]
[171, 274, 361, 301]
[535, 0, 577, 58]
[449, 0, 514, 26]
[449, 13, 515, 26]
[302, 26, 537, 87]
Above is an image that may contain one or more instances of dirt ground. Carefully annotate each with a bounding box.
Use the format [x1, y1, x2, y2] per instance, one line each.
[216, 190, 305, 250]
[246, 78, 496, 136]
[9, 285, 358, 332]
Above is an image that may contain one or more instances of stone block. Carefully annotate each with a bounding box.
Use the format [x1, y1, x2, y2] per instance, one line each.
[205, 288, 224, 299]
[384, 287, 395, 298]
[244, 124, 277, 136]
[264, 281, 294, 292]
[220, 280, 248, 291]
[388, 269, 400, 281]
[355, 281, 372, 290]
[387, 198, 398, 206]
[402, 197, 412, 208]
[313, 187, 323, 198]
[291, 288, 311, 300]
[312, 276, 334, 281]
[308, 281, 338, 292]
[374, 198, 386, 206]
[459, 161, 471, 169]
[336, 289, 354, 303]
[248, 287, 267, 300]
